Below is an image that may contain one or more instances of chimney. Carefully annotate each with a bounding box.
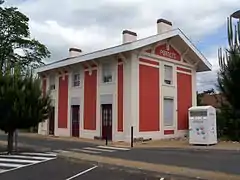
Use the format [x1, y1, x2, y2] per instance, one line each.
[69, 48, 82, 57]
[157, 18, 172, 34]
[122, 30, 137, 43]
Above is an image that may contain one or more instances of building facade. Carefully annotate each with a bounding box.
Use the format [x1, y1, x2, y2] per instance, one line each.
[37, 19, 212, 142]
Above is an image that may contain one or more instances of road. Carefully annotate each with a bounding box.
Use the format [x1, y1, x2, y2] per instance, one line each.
[0, 156, 196, 180]
[0, 134, 240, 175]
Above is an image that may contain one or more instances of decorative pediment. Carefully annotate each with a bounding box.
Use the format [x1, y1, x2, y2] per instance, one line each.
[154, 44, 181, 61]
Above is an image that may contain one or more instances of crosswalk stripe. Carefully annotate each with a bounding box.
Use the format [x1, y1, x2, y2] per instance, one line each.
[20, 152, 57, 157]
[0, 163, 24, 168]
[75, 149, 101, 154]
[97, 146, 130, 151]
[83, 147, 115, 152]
[0, 158, 41, 164]
[53, 150, 71, 153]
[0, 169, 6, 173]
[0, 155, 52, 160]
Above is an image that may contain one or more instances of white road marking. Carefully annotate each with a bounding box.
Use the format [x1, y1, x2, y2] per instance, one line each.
[53, 150, 71, 153]
[0, 158, 41, 164]
[0, 155, 52, 160]
[20, 152, 57, 157]
[97, 146, 130, 151]
[0, 152, 57, 174]
[65, 165, 98, 180]
[74, 149, 101, 154]
[0, 163, 24, 168]
[0, 169, 6, 173]
[83, 147, 115, 152]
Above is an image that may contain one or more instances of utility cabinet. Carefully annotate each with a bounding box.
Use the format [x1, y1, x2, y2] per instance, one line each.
[188, 106, 217, 145]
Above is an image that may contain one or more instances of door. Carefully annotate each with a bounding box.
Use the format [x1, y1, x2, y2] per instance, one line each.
[71, 105, 80, 137]
[49, 106, 55, 135]
[101, 104, 112, 140]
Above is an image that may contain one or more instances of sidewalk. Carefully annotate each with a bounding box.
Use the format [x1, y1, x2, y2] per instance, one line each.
[17, 132, 240, 151]
[0, 140, 51, 153]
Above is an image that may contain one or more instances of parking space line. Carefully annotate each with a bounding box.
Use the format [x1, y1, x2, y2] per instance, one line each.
[83, 147, 115, 152]
[65, 165, 98, 180]
[97, 146, 130, 151]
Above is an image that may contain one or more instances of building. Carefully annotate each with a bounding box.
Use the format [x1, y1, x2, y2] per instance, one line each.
[37, 18, 212, 142]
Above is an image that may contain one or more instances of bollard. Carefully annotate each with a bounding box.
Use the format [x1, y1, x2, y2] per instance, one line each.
[131, 126, 133, 148]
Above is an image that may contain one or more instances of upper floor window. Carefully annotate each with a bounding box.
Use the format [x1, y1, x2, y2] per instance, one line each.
[72, 72, 80, 87]
[102, 63, 112, 83]
[164, 65, 173, 85]
[49, 75, 55, 90]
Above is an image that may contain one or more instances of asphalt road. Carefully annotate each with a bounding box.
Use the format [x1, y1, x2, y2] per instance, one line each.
[0, 157, 197, 180]
[0, 134, 240, 175]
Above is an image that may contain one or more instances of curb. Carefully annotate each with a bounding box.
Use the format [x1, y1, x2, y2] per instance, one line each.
[58, 151, 240, 180]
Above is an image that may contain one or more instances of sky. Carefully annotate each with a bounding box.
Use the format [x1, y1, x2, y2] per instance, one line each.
[3, 0, 240, 92]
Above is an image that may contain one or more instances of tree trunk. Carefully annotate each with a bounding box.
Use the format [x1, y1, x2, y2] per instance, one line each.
[7, 131, 14, 154]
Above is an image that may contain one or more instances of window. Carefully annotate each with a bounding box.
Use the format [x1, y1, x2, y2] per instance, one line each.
[164, 98, 174, 126]
[72, 73, 80, 87]
[164, 65, 173, 85]
[102, 63, 112, 83]
[49, 75, 55, 90]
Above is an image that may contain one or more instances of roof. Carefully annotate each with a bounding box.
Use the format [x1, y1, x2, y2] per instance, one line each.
[37, 28, 212, 73]
[200, 93, 226, 109]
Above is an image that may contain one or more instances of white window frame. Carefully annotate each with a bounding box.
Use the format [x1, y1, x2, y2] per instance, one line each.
[164, 65, 173, 85]
[163, 97, 174, 127]
[102, 63, 113, 83]
[49, 75, 55, 90]
[72, 72, 81, 87]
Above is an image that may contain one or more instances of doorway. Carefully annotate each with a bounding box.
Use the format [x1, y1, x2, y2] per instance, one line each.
[71, 105, 80, 137]
[49, 106, 55, 135]
[101, 104, 112, 141]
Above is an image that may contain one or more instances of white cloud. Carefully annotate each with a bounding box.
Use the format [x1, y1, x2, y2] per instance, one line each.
[3, 0, 240, 90]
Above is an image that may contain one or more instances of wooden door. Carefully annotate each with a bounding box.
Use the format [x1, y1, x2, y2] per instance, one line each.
[49, 106, 55, 135]
[101, 104, 112, 140]
[71, 105, 80, 137]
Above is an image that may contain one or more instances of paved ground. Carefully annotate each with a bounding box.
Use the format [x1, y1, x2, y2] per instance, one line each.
[0, 156, 197, 180]
[0, 134, 240, 176]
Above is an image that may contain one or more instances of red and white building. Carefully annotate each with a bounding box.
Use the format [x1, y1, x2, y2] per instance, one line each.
[37, 19, 211, 142]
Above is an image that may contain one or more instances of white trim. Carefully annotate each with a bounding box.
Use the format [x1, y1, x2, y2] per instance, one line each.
[37, 29, 211, 73]
[142, 52, 194, 68]
[84, 67, 98, 71]
[139, 62, 159, 68]
[176, 70, 192, 75]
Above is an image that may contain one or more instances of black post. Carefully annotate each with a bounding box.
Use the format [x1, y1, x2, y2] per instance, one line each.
[105, 123, 108, 146]
[131, 126, 133, 148]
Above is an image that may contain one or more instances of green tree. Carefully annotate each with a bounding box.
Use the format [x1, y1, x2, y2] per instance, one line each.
[0, 1, 52, 153]
[0, 66, 51, 153]
[0, 1, 50, 73]
[217, 16, 240, 141]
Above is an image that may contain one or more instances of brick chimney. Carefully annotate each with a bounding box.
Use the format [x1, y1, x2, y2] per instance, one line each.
[157, 18, 172, 34]
[122, 30, 137, 44]
[69, 48, 82, 57]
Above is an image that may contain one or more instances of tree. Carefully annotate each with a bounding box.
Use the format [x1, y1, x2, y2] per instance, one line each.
[0, 1, 52, 153]
[217, 16, 240, 141]
[0, 66, 52, 153]
[0, 1, 50, 73]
